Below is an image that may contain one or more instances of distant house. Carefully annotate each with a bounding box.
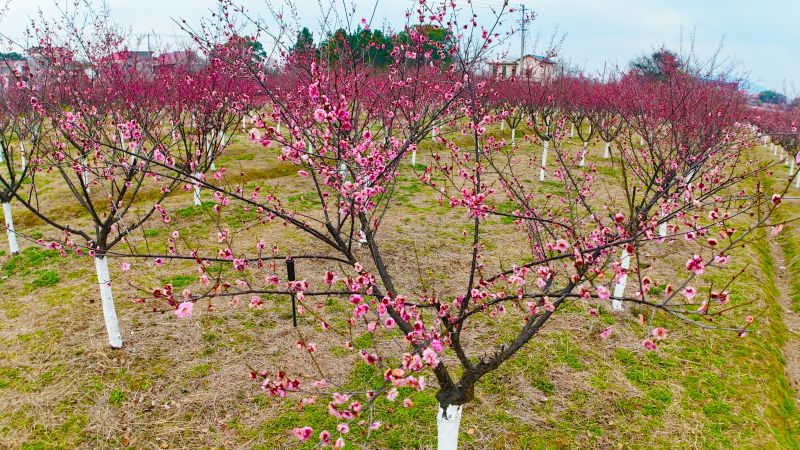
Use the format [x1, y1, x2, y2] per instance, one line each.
[111, 50, 155, 75]
[489, 54, 556, 81]
[152, 50, 205, 74]
[0, 53, 29, 88]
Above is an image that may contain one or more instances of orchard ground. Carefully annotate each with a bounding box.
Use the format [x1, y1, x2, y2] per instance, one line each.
[0, 124, 799, 449]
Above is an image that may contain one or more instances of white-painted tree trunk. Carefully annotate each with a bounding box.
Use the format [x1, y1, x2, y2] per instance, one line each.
[432, 128, 437, 141]
[437, 405, 462, 450]
[570, 123, 575, 138]
[603, 142, 610, 159]
[193, 172, 202, 206]
[511, 128, 516, 146]
[242, 116, 247, 131]
[94, 256, 123, 348]
[208, 139, 216, 171]
[411, 149, 417, 165]
[277, 117, 281, 134]
[612, 248, 631, 311]
[796, 169, 800, 189]
[539, 141, 549, 181]
[0, 141, 5, 163]
[639, 136, 644, 146]
[500, 121, 505, 131]
[81, 156, 90, 190]
[579, 141, 588, 167]
[20, 141, 26, 171]
[2, 202, 19, 255]
[790, 159, 795, 177]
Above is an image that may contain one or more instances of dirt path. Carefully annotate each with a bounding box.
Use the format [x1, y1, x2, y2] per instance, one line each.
[770, 238, 800, 398]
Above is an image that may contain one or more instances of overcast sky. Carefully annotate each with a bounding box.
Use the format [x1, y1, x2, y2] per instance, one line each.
[0, 0, 796, 93]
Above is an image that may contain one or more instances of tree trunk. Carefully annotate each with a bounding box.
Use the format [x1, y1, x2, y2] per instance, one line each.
[208, 139, 216, 171]
[411, 149, 417, 166]
[603, 141, 610, 159]
[437, 405, 463, 450]
[511, 128, 516, 146]
[2, 202, 19, 255]
[539, 140, 548, 181]
[570, 123, 575, 138]
[612, 247, 630, 311]
[94, 256, 123, 348]
[500, 121, 504, 131]
[193, 173, 202, 206]
[579, 141, 588, 167]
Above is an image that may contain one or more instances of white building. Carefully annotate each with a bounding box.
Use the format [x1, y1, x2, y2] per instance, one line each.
[489, 54, 556, 81]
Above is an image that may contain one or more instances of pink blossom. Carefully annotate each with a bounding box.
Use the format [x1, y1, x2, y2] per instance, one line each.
[652, 327, 668, 340]
[292, 427, 313, 441]
[597, 286, 611, 300]
[337, 423, 349, 434]
[685, 255, 705, 275]
[600, 326, 613, 339]
[319, 430, 331, 445]
[422, 347, 439, 367]
[120, 262, 131, 271]
[175, 301, 193, 319]
[313, 108, 326, 123]
[642, 338, 657, 351]
[683, 286, 697, 300]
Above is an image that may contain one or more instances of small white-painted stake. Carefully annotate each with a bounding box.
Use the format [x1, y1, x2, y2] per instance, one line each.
[411, 149, 417, 166]
[658, 221, 668, 237]
[94, 256, 123, 348]
[2, 202, 19, 255]
[193, 172, 202, 206]
[20, 141, 26, 171]
[579, 141, 588, 167]
[511, 128, 516, 146]
[612, 248, 631, 311]
[539, 140, 549, 181]
[437, 405, 463, 450]
[603, 142, 610, 159]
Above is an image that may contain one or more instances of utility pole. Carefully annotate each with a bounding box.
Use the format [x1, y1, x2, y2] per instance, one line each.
[519, 4, 525, 61]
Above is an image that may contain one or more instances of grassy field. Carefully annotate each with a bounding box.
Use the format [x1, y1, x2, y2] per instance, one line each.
[0, 128, 798, 449]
